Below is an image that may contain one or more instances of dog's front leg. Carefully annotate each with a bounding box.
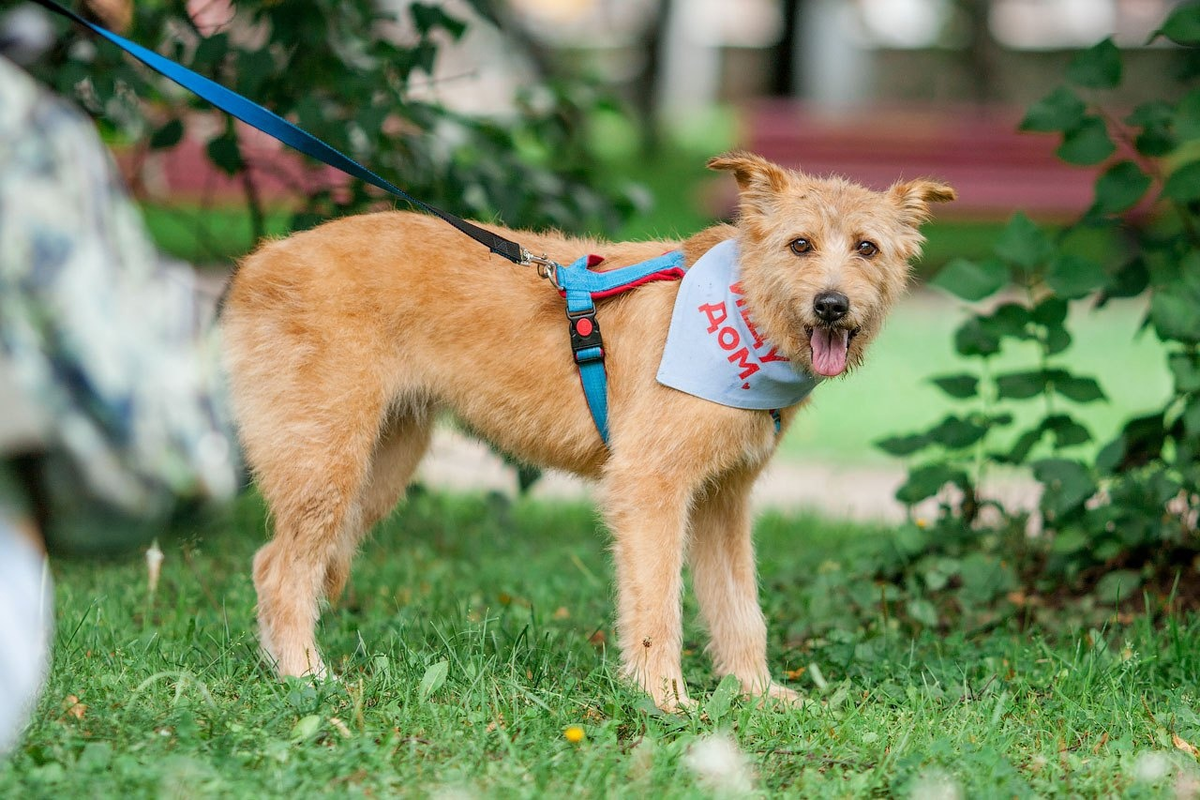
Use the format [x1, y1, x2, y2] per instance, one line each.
[601, 465, 692, 710]
[689, 466, 798, 705]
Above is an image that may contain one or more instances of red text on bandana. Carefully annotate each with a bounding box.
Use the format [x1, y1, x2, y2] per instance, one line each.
[698, 282, 788, 388]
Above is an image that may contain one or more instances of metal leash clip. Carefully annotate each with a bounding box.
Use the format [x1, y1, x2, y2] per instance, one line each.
[520, 248, 561, 288]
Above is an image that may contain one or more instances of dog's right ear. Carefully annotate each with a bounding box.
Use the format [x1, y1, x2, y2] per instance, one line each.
[707, 151, 789, 194]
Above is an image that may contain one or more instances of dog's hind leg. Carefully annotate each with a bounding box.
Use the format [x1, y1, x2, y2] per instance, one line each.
[323, 413, 434, 602]
[689, 467, 797, 704]
[249, 388, 386, 680]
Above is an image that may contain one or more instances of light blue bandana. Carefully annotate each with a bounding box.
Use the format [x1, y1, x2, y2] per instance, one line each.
[656, 239, 821, 410]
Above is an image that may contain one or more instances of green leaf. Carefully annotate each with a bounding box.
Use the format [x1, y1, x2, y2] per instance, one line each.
[1136, 124, 1177, 157]
[705, 674, 741, 725]
[1050, 527, 1088, 555]
[906, 598, 938, 627]
[192, 33, 229, 72]
[1127, 101, 1177, 156]
[1155, 2, 1200, 45]
[1092, 161, 1152, 215]
[1020, 87, 1086, 133]
[1032, 297, 1069, 327]
[980, 303, 1035, 341]
[895, 464, 968, 504]
[236, 49, 274, 98]
[996, 371, 1046, 400]
[205, 133, 243, 176]
[930, 258, 1010, 301]
[411, 3, 468, 38]
[1170, 353, 1200, 392]
[930, 374, 979, 399]
[994, 213, 1053, 269]
[1044, 323, 1072, 356]
[1095, 570, 1142, 605]
[1007, 428, 1045, 464]
[1152, 291, 1200, 342]
[1043, 414, 1092, 447]
[1095, 435, 1125, 474]
[149, 118, 184, 150]
[1176, 90, 1200, 141]
[1184, 395, 1200, 436]
[1057, 117, 1116, 166]
[1126, 101, 1173, 128]
[1164, 161, 1200, 203]
[290, 714, 321, 742]
[1032, 459, 1095, 518]
[1066, 38, 1123, 89]
[954, 317, 1001, 357]
[875, 433, 933, 457]
[958, 553, 1017, 605]
[926, 415, 988, 449]
[1054, 373, 1106, 403]
[419, 659, 449, 701]
[1102, 258, 1149, 301]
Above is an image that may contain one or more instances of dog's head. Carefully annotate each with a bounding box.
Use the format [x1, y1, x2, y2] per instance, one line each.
[709, 151, 955, 378]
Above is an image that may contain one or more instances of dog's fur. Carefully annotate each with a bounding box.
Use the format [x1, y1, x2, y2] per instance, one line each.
[221, 152, 954, 709]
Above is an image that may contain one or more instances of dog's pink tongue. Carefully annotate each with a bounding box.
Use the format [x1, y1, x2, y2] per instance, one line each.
[811, 328, 849, 377]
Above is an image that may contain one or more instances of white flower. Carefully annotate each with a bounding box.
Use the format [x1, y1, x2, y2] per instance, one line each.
[909, 768, 963, 800]
[1133, 750, 1173, 783]
[684, 733, 754, 796]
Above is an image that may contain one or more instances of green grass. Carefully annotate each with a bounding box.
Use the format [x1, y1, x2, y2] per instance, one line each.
[4, 491, 1200, 796]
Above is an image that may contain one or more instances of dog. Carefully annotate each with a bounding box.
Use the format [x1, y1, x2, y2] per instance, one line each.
[220, 151, 954, 709]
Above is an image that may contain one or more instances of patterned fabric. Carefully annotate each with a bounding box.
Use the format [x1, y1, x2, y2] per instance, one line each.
[0, 56, 238, 520]
[657, 238, 822, 410]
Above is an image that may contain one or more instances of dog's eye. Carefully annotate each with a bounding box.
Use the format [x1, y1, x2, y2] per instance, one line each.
[790, 238, 812, 255]
[857, 240, 879, 258]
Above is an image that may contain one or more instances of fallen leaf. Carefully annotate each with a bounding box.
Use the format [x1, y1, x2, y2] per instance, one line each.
[1174, 732, 1199, 759]
[61, 695, 86, 720]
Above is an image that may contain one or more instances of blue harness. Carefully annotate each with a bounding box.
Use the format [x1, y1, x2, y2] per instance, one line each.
[557, 252, 686, 444]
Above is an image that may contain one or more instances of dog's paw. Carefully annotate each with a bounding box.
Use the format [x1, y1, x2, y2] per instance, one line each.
[747, 681, 814, 711]
[761, 682, 801, 705]
[652, 688, 695, 714]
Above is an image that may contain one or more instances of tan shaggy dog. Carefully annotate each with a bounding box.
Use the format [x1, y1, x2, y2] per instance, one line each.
[221, 152, 954, 710]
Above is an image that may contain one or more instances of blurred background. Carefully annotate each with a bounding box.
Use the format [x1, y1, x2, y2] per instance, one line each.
[2, 0, 1188, 519]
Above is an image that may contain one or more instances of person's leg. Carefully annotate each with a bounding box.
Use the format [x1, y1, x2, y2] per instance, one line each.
[0, 466, 52, 755]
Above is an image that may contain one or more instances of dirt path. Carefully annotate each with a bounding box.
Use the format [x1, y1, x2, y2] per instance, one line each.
[418, 429, 1038, 523]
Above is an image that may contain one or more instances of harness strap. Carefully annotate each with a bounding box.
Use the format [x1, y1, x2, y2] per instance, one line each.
[558, 251, 687, 444]
[30, 0, 529, 265]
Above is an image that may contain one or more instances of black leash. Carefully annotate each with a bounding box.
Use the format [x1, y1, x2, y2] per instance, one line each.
[29, 0, 553, 269]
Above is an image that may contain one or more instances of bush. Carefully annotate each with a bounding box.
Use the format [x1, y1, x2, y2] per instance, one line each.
[31, 0, 641, 245]
[881, 4, 1200, 589]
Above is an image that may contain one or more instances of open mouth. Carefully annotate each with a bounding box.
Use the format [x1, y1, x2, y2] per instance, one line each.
[805, 326, 860, 377]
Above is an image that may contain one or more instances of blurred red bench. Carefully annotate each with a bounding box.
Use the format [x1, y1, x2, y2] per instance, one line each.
[744, 100, 1109, 220]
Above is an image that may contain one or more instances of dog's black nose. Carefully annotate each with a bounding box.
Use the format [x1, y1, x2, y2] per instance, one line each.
[813, 291, 849, 323]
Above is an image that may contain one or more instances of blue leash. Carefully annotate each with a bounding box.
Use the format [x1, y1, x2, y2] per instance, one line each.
[29, 0, 531, 266]
[33, 0, 691, 445]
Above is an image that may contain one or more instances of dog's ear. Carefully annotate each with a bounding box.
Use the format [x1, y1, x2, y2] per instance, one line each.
[708, 151, 790, 194]
[888, 179, 957, 226]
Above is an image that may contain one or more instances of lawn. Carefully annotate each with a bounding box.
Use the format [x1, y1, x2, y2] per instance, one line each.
[4, 490, 1200, 797]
